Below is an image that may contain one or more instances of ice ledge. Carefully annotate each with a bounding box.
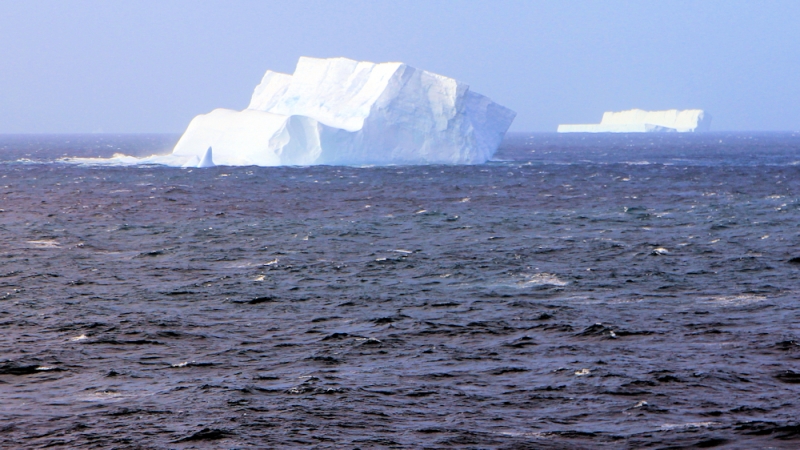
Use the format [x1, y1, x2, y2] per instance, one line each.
[558, 123, 680, 133]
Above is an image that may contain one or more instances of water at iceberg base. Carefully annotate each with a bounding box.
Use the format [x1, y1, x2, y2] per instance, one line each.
[1, 132, 800, 448]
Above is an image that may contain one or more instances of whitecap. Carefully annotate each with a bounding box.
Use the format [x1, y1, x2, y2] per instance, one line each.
[516, 273, 568, 287]
[27, 240, 60, 248]
[702, 294, 766, 306]
[660, 421, 718, 431]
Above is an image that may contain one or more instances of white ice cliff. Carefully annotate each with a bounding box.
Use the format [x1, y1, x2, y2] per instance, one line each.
[557, 109, 711, 133]
[168, 57, 516, 166]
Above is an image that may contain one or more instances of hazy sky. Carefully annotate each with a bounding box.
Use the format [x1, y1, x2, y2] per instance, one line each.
[2, 0, 799, 133]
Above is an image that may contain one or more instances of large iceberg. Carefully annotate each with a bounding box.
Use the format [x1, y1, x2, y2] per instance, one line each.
[557, 109, 711, 133]
[169, 57, 516, 166]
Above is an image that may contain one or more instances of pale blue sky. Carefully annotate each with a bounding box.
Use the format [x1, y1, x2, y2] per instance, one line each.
[2, 0, 799, 133]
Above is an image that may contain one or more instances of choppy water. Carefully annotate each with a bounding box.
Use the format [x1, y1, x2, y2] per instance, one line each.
[1, 133, 799, 448]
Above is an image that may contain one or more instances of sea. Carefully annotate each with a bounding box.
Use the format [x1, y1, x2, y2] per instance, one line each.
[1, 132, 799, 449]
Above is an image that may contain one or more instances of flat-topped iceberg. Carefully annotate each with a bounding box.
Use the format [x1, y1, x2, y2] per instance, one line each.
[558, 109, 710, 133]
[168, 57, 515, 167]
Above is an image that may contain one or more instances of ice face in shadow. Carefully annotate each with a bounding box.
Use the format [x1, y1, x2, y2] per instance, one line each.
[558, 109, 711, 133]
[169, 57, 516, 166]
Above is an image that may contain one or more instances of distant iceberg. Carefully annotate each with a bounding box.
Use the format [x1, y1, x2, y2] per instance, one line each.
[166, 57, 515, 167]
[557, 109, 710, 133]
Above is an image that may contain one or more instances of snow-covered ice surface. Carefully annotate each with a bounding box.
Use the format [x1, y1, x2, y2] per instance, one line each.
[72, 57, 516, 167]
[558, 109, 711, 133]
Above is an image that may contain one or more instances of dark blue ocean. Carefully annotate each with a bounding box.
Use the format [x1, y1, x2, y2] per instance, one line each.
[1, 132, 799, 448]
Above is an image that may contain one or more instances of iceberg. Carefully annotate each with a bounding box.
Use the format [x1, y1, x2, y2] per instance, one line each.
[557, 109, 711, 133]
[168, 57, 516, 167]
